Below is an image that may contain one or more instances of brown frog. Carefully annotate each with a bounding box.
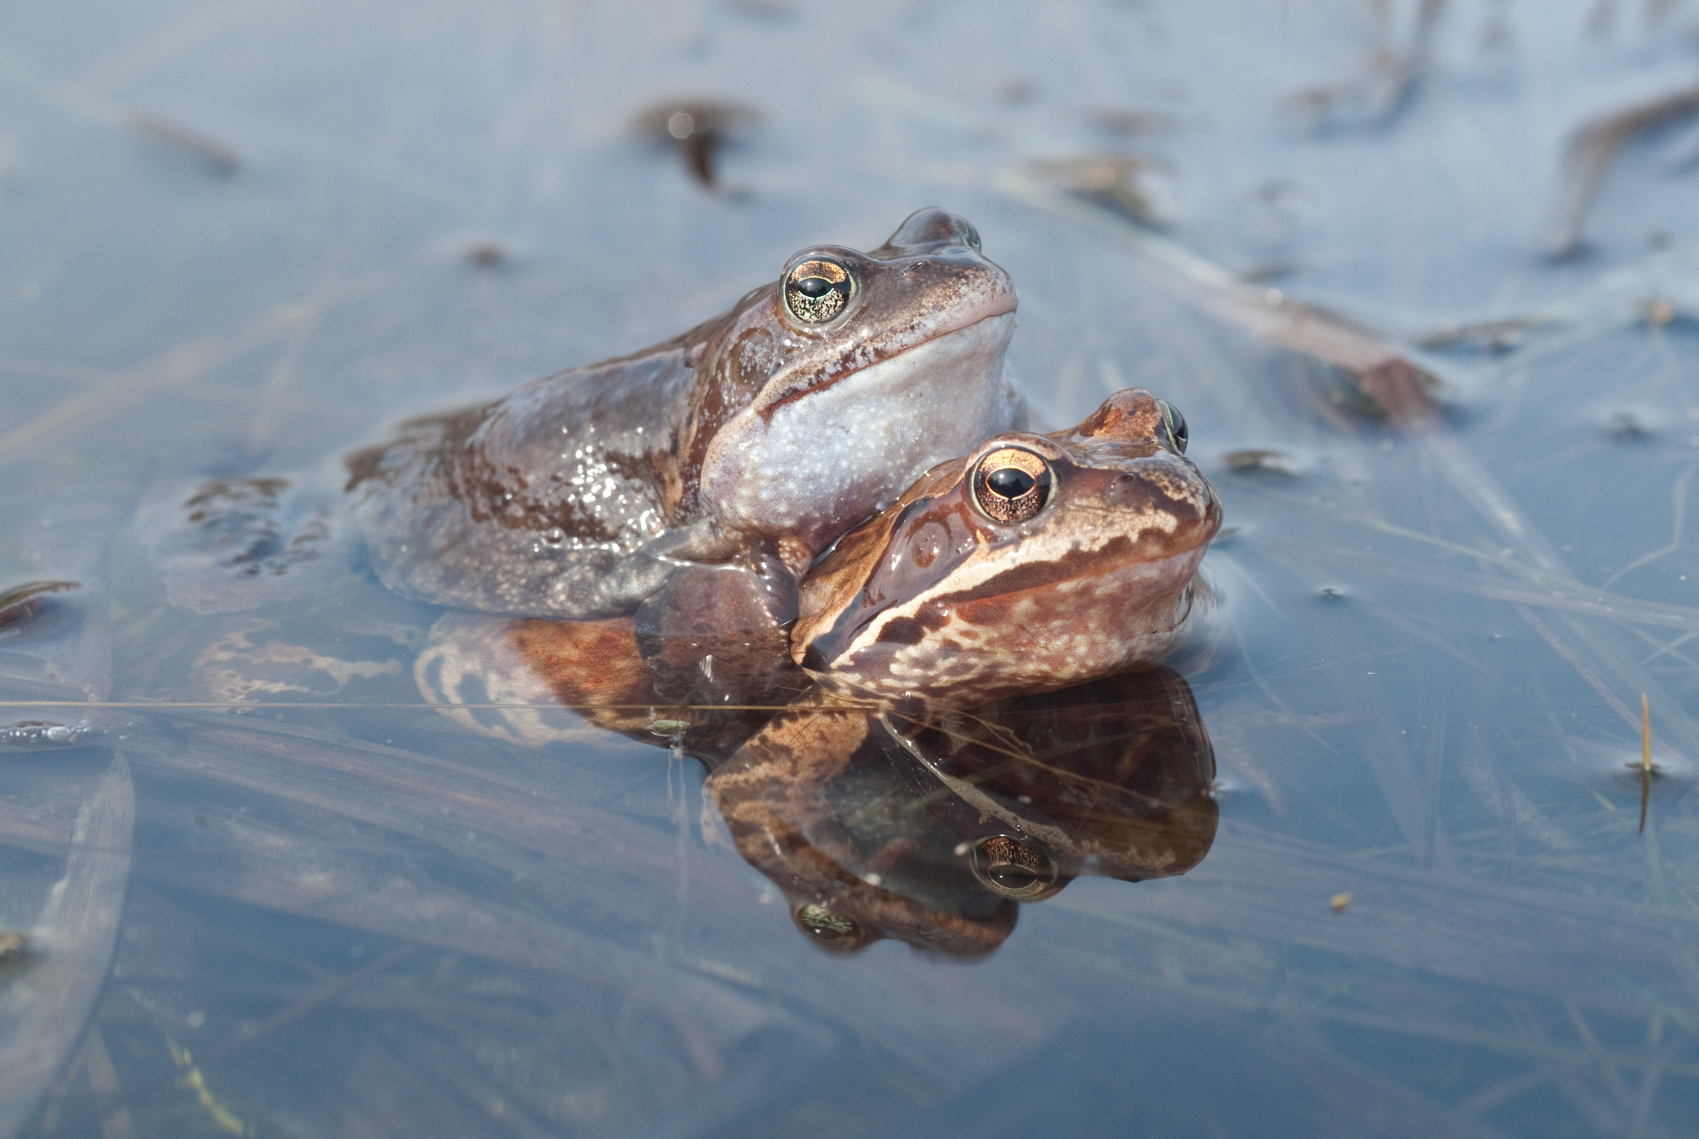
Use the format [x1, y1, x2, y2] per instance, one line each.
[345, 208, 1023, 628]
[793, 386, 1220, 704]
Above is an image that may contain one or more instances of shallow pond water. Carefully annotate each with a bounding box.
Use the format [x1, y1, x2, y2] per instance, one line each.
[5, 1, 1699, 1135]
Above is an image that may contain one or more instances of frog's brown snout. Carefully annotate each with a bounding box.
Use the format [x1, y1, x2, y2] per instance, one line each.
[1102, 464, 1213, 514]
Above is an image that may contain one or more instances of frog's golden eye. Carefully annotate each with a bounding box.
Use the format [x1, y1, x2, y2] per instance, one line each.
[1157, 399, 1189, 453]
[784, 258, 854, 323]
[972, 447, 1052, 523]
[971, 835, 1059, 900]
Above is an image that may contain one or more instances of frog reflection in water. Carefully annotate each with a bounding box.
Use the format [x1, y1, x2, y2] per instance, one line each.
[709, 664, 1219, 956]
[424, 387, 1223, 955]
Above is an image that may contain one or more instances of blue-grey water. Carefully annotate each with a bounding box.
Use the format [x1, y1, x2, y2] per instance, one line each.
[4, 1, 1699, 1135]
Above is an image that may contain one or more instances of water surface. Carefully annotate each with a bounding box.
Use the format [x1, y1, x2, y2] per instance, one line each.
[4, 1, 1699, 1135]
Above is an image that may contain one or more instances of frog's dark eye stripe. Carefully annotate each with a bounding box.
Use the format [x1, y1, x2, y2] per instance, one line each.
[1157, 399, 1189, 454]
[972, 446, 1052, 523]
[784, 258, 853, 323]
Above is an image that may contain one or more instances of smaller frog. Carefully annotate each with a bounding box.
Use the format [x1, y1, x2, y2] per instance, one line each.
[792, 387, 1220, 704]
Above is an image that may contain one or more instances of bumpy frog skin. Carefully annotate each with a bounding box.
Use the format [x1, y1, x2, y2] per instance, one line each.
[346, 208, 1022, 620]
[792, 387, 1221, 704]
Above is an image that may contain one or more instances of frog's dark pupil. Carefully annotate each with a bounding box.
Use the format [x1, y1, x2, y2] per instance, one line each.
[987, 467, 1035, 498]
[796, 276, 834, 299]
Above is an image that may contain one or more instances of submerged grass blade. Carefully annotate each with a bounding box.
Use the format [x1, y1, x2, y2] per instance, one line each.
[0, 754, 134, 1139]
[1641, 694, 1652, 835]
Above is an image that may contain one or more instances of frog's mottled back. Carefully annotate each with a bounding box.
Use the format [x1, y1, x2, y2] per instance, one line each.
[345, 209, 1022, 620]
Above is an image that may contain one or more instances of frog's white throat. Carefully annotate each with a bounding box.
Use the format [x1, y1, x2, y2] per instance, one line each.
[701, 311, 1022, 552]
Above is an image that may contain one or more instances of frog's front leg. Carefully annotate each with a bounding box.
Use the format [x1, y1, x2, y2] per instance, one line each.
[633, 542, 809, 709]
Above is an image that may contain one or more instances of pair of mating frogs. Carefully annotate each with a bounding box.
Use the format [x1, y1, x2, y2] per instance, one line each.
[347, 208, 1225, 950]
[342, 207, 1222, 710]
[11, 209, 1225, 952]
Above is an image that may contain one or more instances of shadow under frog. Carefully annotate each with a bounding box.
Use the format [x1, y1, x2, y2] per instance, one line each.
[419, 388, 1223, 956]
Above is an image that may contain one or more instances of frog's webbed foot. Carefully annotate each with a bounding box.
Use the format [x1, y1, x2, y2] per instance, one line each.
[414, 611, 788, 764]
[635, 543, 808, 709]
[140, 473, 357, 614]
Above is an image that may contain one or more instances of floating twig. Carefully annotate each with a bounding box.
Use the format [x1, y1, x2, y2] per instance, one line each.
[1641, 693, 1653, 834]
[127, 114, 240, 177]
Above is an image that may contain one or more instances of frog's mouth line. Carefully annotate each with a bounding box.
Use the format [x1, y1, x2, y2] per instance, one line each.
[756, 309, 1017, 419]
[797, 539, 1213, 675]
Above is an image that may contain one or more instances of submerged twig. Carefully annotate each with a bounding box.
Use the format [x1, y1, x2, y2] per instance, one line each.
[996, 169, 1444, 424]
[1285, 0, 1450, 131]
[126, 114, 240, 177]
[207, 944, 416, 1063]
[1640, 694, 1653, 835]
[1255, 535, 1699, 635]
[0, 580, 78, 631]
[0, 755, 135, 1137]
[632, 100, 757, 190]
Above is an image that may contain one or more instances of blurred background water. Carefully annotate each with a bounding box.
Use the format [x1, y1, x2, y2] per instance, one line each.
[5, 1, 1699, 1135]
